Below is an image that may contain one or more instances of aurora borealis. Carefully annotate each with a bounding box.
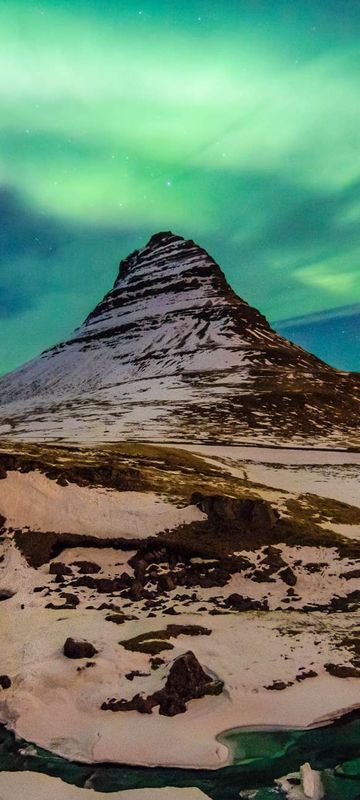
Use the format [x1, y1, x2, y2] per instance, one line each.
[1, 0, 360, 374]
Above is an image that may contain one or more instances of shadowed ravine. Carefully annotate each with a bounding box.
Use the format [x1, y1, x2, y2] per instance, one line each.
[1, 711, 360, 799]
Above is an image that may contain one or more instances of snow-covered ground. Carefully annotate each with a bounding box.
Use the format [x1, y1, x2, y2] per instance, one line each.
[0, 772, 211, 800]
[0, 446, 358, 773]
[0, 605, 358, 769]
[0, 472, 205, 537]
[177, 444, 360, 508]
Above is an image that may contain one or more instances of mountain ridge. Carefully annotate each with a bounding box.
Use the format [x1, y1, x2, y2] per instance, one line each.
[0, 230, 359, 447]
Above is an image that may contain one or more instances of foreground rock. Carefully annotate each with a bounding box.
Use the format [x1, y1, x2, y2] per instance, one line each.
[191, 494, 279, 531]
[155, 650, 224, 716]
[63, 638, 98, 659]
[273, 762, 324, 800]
[102, 650, 223, 717]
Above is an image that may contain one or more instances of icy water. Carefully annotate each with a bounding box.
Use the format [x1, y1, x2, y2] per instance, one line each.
[0, 712, 360, 799]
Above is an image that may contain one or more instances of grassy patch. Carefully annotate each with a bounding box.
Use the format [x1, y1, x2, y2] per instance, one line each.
[285, 494, 360, 527]
[0, 440, 257, 501]
[120, 624, 211, 653]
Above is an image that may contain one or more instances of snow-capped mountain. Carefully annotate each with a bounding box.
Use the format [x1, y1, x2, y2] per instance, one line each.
[0, 231, 359, 446]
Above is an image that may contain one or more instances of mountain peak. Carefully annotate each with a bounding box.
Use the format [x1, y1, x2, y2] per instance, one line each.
[116, 230, 218, 285]
[147, 230, 184, 247]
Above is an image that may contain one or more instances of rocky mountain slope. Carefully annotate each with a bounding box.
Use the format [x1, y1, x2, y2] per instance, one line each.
[0, 231, 359, 447]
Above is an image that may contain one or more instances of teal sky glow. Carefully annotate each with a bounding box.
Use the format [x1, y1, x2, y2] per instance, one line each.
[1, 0, 360, 373]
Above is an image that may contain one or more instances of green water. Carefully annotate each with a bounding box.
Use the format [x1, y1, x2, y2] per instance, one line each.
[0, 713, 360, 799]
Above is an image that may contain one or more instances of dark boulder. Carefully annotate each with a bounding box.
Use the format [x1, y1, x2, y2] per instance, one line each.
[73, 574, 132, 593]
[60, 592, 80, 608]
[261, 546, 286, 571]
[102, 693, 156, 714]
[165, 624, 211, 638]
[158, 573, 176, 592]
[341, 569, 360, 581]
[265, 680, 293, 690]
[45, 592, 79, 610]
[325, 663, 360, 678]
[102, 651, 223, 718]
[191, 493, 278, 531]
[150, 657, 165, 670]
[156, 692, 187, 716]
[250, 568, 276, 583]
[56, 475, 68, 486]
[0, 675, 11, 689]
[63, 638, 98, 659]
[278, 566, 297, 586]
[0, 590, 15, 602]
[304, 562, 327, 573]
[129, 579, 146, 601]
[225, 593, 269, 612]
[73, 560, 101, 574]
[105, 613, 137, 624]
[155, 650, 223, 716]
[49, 562, 72, 576]
[295, 669, 318, 681]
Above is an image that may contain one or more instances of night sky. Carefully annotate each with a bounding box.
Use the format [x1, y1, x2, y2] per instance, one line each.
[1, 0, 360, 375]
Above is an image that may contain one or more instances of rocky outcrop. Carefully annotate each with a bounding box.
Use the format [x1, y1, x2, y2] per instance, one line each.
[191, 494, 279, 531]
[0, 453, 145, 493]
[49, 562, 72, 576]
[0, 590, 14, 602]
[102, 650, 223, 717]
[154, 651, 223, 716]
[46, 592, 79, 610]
[278, 566, 297, 586]
[63, 638, 98, 659]
[224, 593, 269, 612]
[105, 613, 137, 625]
[265, 679, 294, 690]
[15, 529, 142, 568]
[325, 663, 360, 678]
[102, 693, 155, 714]
[72, 561, 102, 574]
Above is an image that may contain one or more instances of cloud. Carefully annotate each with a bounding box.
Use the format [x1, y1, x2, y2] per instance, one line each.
[273, 303, 360, 327]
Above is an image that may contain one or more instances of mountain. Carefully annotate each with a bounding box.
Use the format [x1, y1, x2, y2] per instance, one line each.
[0, 230, 359, 446]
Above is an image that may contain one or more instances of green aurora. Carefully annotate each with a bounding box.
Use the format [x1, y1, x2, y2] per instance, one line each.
[1, 0, 360, 373]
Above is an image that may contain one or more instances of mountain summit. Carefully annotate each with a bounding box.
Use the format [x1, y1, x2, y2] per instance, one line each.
[0, 231, 359, 446]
